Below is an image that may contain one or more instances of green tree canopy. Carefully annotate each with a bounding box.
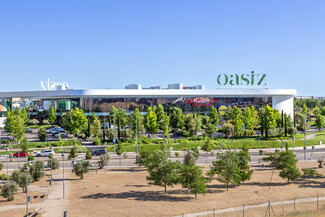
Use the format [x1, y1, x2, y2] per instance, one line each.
[144, 107, 159, 136]
[170, 107, 185, 131]
[48, 106, 56, 125]
[207, 106, 221, 125]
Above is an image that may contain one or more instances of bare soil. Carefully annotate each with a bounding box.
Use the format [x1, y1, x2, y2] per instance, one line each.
[66, 162, 325, 217]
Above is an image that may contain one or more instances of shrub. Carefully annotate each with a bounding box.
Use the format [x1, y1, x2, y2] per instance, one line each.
[98, 153, 110, 169]
[318, 159, 324, 168]
[1, 139, 10, 144]
[74, 160, 91, 179]
[48, 158, 60, 170]
[175, 152, 180, 158]
[0, 174, 7, 180]
[29, 119, 40, 125]
[123, 152, 128, 159]
[28, 155, 35, 161]
[68, 145, 78, 160]
[9, 153, 13, 162]
[93, 137, 102, 146]
[1, 181, 18, 201]
[30, 160, 45, 181]
[42, 120, 50, 125]
[223, 123, 234, 138]
[269, 128, 284, 137]
[85, 149, 92, 160]
[259, 150, 264, 155]
[0, 162, 3, 170]
[38, 127, 47, 142]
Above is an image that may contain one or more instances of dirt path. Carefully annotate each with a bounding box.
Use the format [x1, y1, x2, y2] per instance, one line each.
[174, 196, 325, 217]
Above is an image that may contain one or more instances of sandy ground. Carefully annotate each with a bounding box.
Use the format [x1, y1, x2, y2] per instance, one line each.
[66, 162, 325, 217]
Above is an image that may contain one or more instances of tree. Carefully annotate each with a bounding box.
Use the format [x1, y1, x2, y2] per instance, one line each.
[302, 169, 323, 180]
[68, 145, 78, 160]
[283, 113, 293, 137]
[30, 160, 45, 181]
[231, 106, 243, 135]
[202, 137, 213, 164]
[11, 114, 25, 143]
[48, 106, 56, 125]
[116, 108, 128, 140]
[313, 106, 320, 118]
[273, 150, 301, 183]
[208, 151, 241, 190]
[223, 122, 234, 138]
[69, 108, 88, 135]
[262, 105, 277, 138]
[93, 117, 101, 138]
[302, 103, 308, 116]
[73, 160, 90, 179]
[144, 107, 159, 136]
[131, 108, 144, 136]
[155, 104, 165, 127]
[11, 170, 32, 192]
[21, 107, 29, 126]
[160, 112, 170, 137]
[180, 164, 207, 198]
[183, 150, 197, 166]
[116, 143, 123, 166]
[315, 115, 325, 132]
[109, 106, 118, 129]
[224, 106, 234, 121]
[1, 181, 18, 201]
[85, 149, 92, 160]
[21, 136, 29, 153]
[204, 123, 216, 138]
[4, 107, 14, 132]
[243, 106, 259, 131]
[207, 106, 220, 125]
[238, 146, 253, 184]
[169, 107, 185, 131]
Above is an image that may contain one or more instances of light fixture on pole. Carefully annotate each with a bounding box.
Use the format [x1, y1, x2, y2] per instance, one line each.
[18, 141, 20, 169]
[104, 142, 107, 173]
[232, 139, 234, 150]
[304, 113, 307, 161]
[25, 166, 30, 217]
[6, 147, 9, 182]
[258, 138, 261, 149]
[50, 147, 53, 186]
[62, 153, 65, 199]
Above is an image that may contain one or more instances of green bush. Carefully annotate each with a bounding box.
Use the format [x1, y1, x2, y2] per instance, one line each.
[10, 171, 31, 192]
[29, 119, 40, 125]
[1, 140, 10, 144]
[73, 160, 91, 179]
[28, 155, 35, 161]
[0, 162, 3, 170]
[259, 150, 264, 155]
[30, 160, 45, 181]
[1, 181, 18, 201]
[48, 158, 60, 170]
[93, 137, 102, 146]
[175, 152, 180, 158]
[98, 153, 110, 169]
[85, 149, 92, 159]
[38, 127, 47, 142]
[0, 174, 7, 180]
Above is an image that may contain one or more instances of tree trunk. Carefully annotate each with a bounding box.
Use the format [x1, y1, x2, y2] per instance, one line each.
[164, 184, 167, 194]
[103, 118, 106, 142]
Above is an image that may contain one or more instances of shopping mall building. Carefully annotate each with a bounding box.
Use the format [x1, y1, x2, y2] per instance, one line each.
[0, 82, 296, 122]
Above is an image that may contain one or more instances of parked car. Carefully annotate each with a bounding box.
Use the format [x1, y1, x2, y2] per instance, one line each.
[54, 132, 68, 138]
[49, 127, 61, 134]
[91, 149, 107, 156]
[35, 149, 55, 157]
[51, 128, 65, 135]
[1, 137, 13, 142]
[13, 152, 29, 158]
[24, 127, 33, 133]
[46, 126, 57, 132]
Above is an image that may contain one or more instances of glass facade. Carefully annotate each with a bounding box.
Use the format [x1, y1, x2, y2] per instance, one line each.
[1, 96, 272, 116]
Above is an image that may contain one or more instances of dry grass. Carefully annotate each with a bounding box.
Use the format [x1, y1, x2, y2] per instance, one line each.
[66, 162, 325, 217]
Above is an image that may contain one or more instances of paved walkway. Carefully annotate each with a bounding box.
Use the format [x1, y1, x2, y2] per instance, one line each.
[174, 196, 325, 217]
[0, 171, 70, 217]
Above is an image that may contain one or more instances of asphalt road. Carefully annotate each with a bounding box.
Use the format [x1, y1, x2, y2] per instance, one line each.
[1, 147, 325, 171]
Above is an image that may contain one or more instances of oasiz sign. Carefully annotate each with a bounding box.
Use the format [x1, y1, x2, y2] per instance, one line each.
[217, 71, 267, 86]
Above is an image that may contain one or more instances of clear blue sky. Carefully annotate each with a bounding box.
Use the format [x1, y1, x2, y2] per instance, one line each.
[0, 1, 324, 96]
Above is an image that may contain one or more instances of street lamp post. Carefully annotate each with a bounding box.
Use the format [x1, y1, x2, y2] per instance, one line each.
[136, 112, 139, 156]
[62, 154, 65, 199]
[50, 147, 53, 185]
[304, 113, 307, 161]
[104, 142, 107, 173]
[232, 139, 234, 150]
[6, 148, 9, 182]
[25, 166, 30, 217]
[18, 141, 20, 169]
[258, 138, 261, 149]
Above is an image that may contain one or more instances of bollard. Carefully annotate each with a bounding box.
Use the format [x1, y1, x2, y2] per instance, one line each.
[213, 208, 215, 217]
[64, 211, 68, 217]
